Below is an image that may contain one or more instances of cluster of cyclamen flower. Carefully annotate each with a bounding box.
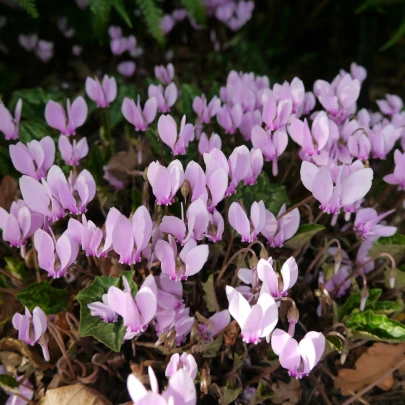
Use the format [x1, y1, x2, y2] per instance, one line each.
[1, 58, 404, 403]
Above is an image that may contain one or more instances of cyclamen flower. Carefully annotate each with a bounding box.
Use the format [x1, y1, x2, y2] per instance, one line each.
[226, 145, 250, 196]
[193, 95, 221, 124]
[347, 131, 371, 161]
[45, 96, 88, 136]
[155, 63, 175, 85]
[58, 136, 88, 166]
[155, 236, 209, 282]
[88, 294, 117, 323]
[117, 61, 136, 78]
[289, 111, 330, 158]
[112, 205, 152, 264]
[0, 99, 22, 140]
[0, 200, 43, 248]
[217, 103, 243, 134]
[251, 125, 288, 176]
[110, 35, 136, 55]
[85, 75, 117, 108]
[122, 96, 158, 131]
[184, 161, 208, 203]
[0, 370, 34, 405]
[36, 40, 54, 63]
[261, 91, 292, 131]
[198, 309, 230, 342]
[127, 367, 196, 405]
[10, 136, 55, 179]
[165, 353, 197, 380]
[198, 132, 222, 155]
[226, 286, 278, 344]
[158, 114, 194, 155]
[273, 77, 305, 114]
[257, 257, 298, 299]
[148, 83, 177, 113]
[261, 205, 300, 247]
[107, 275, 157, 340]
[300, 161, 373, 215]
[271, 328, 325, 379]
[350, 62, 367, 84]
[160, 199, 209, 244]
[19, 34, 38, 51]
[228, 201, 266, 242]
[206, 210, 224, 242]
[34, 228, 79, 278]
[239, 110, 261, 141]
[12, 306, 49, 361]
[147, 160, 184, 205]
[369, 123, 400, 159]
[377, 94, 403, 116]
[383, 149, 405, 189]
[354, 208, 396, 241]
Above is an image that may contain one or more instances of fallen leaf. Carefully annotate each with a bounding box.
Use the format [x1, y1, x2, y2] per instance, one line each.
[108, 146, 137, 182]
[38, 384, 112, 405]
[334, 342, 405, 395]
[271, 379, 301, 405]
[0, 176, 18, 211]
[0, 351, 22, 373]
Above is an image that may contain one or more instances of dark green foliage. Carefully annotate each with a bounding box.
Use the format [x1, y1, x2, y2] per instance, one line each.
[179, 0, 206, 26]
[13, 0, 38, 18]
[135, 0, 165, 45]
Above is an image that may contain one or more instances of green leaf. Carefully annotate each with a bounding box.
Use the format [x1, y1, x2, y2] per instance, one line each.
[86, 143, 105, 185]
[222, 380, 241, 405]
[380, 16, 405, 51]
[180, 84, 201, 121]
[113, 0, 133, 28]
[135, 0, 165, 46]
[89, 0, 112, 37]
[284, 224, 325, 250]
[339, 288, 382, 318]
[325, 335, 343, 355]
[179, 0, 206, 25]
[346, 310, 405, 342]
[0, 374, 20, 393]
[16, 281, 68, 315]
[249, 380, 273, 405]
[202, 335, 223, 358]
[201, 275, 218, 313]
[229, 173, 290, 216]
[76, 271, 136, 351]
[19, 121, 50, 143]
[4, 257, 27, 280]
[369, 234, 405, 264]
[13, 0, 39, 18]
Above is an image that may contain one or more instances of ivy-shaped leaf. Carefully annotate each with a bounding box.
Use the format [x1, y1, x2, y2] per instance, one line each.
[284, 224, 325, 250]
[340, 289, 382, 318]
[222, 380, 241, 405]
[369, 234, 405, 264]
[201, 275, 218, 313]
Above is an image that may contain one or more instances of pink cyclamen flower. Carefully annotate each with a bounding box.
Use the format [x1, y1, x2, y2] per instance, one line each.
[206, 210, 224, 242]
[350, 62, 367, 85]
[226, 145, 250, 196]
[12, 306, 49, 361]
[377, 94, 403, 116]
[217, 103, 243, 134]
[112, 206, 152, 264]
[0, 200, 43, 248]
[10, 136, 55, 179]
[257, 257, 298, 299]
[226, 286, 278, 344]
[88, 293, 117, 323]
[34, 228, 79, 278]
[117, 61, 136, 78]
[36, 40, 54, 63]
[271, 328, 325, 379]
[184, 161, 208, 203]
[108, 25, 122, 39]
[1, 369, 34, 404]
[198, 132, 222, 155]
[261, 91, 292, 131]
[300, 161, 373, 215]
[110, 35, 136, 55]
[161, 14, 175, 34]
[383, 149, 405, 189]
[158, 114, 194, 155]
[127, 366, 196, 405]
[193, 95, 221, 124]
[155, 63, 175, 85]
[148, 83, 178, 113]
[46, 165, 96, 215]
[198, 309, 230, 342]
[107, 275, 157, 340]
[354, 208, 396, 241]
[347, 131, 371, 161]
[66, 214, 103, 256]
[85, 75, 117, 108]
[72, 45, 82, 56]
[98, 207, 122, 257]
[147, 160, 184, 205]
[288, 111, 330, 158]
[261, 205, 300, 247]
[103, 165, 125, 190]
[18, 34, 38, 51]
[58, 136, 88, 166]
[239, 110, 262, 141]
[122, 96, 158, 132]
[45, 96, 88, 136]
[273, 77, 305, 114]
[244, 148, 263, 185]
[57, 17, 75, 38]
[251, 125, 288, 176]
[369, 123, 401, 159]
[228, 201, 266, 242]
[155, 236, 209, 282]
[0, 99, 22, 140]
[165, 353, 197, 380]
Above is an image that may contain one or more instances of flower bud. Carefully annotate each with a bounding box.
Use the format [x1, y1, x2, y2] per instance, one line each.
[287, 303, 299, 336]
[249, 253, 258, 270]
[181, 179, 191, 201]
[334, 249, 342, 274]
[259, 246, 269, 259]
[389, 265, 397, 289]
[360, 285, 369, 311]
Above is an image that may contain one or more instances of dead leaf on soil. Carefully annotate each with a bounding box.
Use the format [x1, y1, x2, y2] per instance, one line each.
[38, 384, 112, 405]
[108, 146, 137, 182]
[334, 342, 405, 396]
[271, 379, 301, 404]
[0, 176, 18, 211]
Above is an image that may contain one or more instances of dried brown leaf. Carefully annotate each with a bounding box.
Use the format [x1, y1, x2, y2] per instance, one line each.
[334, 342, 405, 395]
[0, 176, 18, 211]
[271, 379, 301, 405]
[38, 384, 112, 405]
[108, 146, 137, 182]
